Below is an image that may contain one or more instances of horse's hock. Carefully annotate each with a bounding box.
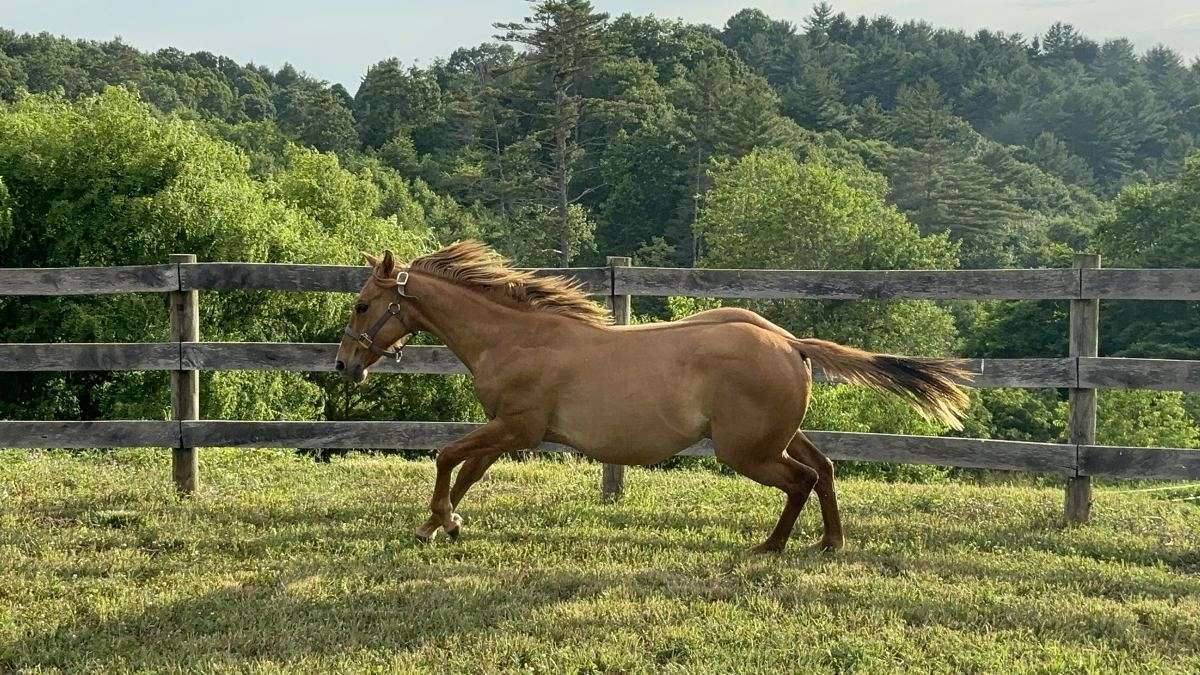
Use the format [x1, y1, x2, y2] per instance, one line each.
[1, 253, 1199, 521]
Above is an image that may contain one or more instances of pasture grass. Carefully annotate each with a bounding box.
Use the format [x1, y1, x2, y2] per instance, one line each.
[2, 448, 1199, 673]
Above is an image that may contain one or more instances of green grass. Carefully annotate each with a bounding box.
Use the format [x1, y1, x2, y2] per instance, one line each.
[2, 449, 1199, 673]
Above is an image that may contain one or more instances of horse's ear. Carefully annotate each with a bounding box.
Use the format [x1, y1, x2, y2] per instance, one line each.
[361, 251, 381, 268]
[381, 249, 396, 276]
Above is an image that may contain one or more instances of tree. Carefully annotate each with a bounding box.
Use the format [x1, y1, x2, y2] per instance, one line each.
[1097, 391, 1199, 448]
[274, 84, 358, 154]
[668, 60, 801, 262]
[1022, 131, 1094, 188]
[494, 0, 612, 266]
[354, 59, 443, 150]
[1095, 152, 1200, 359]
[697, 148, 959, 352]
[885, 80, 1028, 267]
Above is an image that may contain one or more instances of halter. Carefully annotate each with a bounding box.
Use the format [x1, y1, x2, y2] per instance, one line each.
[343, 270, 415, 363]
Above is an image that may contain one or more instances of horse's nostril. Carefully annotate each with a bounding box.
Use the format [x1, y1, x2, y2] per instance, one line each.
[335, 360, 346, 371]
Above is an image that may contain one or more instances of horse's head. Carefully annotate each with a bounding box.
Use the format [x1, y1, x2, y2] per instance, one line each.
[335, 249, 417, 383]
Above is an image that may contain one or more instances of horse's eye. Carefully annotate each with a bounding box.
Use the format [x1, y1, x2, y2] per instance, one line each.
[355, 303, 368, 314]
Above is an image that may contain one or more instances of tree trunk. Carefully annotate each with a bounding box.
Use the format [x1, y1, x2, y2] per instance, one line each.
[554, 83, 571, 267]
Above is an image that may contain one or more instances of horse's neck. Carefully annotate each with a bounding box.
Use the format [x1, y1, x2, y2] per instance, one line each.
[407, 274, 531, 372]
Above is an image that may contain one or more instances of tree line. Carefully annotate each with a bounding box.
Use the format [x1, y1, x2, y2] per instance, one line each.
[1, 2, 1197, 469]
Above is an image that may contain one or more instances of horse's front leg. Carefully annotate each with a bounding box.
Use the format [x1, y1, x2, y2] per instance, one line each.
[415, 451, 504, 541]
[414, 420, 527, 542]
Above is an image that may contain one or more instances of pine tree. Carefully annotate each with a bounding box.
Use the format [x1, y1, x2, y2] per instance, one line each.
[804, 2, 836, 50]
[495, 0, 611, 266]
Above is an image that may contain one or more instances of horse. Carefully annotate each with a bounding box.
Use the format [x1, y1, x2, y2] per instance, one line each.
[335, 241, 971, 553]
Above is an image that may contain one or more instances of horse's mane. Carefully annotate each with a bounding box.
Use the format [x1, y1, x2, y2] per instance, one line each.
[409, 240, 612, 326]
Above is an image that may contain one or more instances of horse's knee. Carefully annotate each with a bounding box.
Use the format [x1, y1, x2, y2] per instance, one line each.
[815, 454, 834, 478]
[436, 448, 465, 471]
[792, 463, 819, 495]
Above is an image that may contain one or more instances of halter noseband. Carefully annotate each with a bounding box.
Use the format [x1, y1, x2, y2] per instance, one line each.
[343, 270, 415, 363]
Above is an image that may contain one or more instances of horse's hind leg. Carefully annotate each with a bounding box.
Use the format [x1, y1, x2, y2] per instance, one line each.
[716, 430, 819, 553]
[786, 431, 844, 551]
[739, 455, 819, 553]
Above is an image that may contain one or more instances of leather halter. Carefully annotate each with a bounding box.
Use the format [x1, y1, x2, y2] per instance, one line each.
[343, 270, 415, 363]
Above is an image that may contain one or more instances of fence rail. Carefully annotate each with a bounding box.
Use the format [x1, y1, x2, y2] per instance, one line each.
[5, 263, 1199, 300]
[2, 255, 1198, 520]
[5, 344, 1200, 392]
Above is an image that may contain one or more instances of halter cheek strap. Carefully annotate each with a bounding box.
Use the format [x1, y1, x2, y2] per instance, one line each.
[343, 270, 415, 363]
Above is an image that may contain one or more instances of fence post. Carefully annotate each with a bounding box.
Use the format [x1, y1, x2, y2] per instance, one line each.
[169, 253, 200, 494]
[1066, 253, 1100, 523]
[602, 256, 631, 501]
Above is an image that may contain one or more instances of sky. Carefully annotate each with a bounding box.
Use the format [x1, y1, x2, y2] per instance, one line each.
[2, 0, 1198, 92]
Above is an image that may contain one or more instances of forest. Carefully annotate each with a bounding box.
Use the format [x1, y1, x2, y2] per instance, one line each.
[1, 1, 1198, 469]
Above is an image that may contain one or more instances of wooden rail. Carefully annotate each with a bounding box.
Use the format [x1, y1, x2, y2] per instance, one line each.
[7, 344, 1200, 392]
[0, 420, 1080, 476]
[2, 255, 1198, 519]
[6, 263, 1198, 300]
[9, 419, 1198, 481]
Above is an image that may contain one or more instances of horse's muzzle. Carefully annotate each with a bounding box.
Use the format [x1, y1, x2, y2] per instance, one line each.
[335, 358, 368, 384]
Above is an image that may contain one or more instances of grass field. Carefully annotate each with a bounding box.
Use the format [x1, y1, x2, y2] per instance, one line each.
[2, 449, 1199, 673]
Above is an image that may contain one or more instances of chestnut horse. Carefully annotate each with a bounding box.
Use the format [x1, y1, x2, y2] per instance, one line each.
[336, 241, 970, 552]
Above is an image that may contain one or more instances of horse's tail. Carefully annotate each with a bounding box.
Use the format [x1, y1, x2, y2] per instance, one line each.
[791, 338, 973, 430]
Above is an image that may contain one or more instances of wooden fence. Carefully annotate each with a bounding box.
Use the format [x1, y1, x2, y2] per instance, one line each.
[2, 254, 1199, 522]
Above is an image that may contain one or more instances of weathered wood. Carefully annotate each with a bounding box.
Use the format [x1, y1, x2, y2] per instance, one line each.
[1081, 269, 1200, 300]
[1079, 357, 1200, 392]
[180, 263, 370, 292]
[1080, 445, 1200, 480]
[613, 267, 1081, 300]
[882, 358, 1074, 389]
[183, 420, 584, 452]
[0, 421, 179, 448]
[181, 420, 481, 448]
[170, 254, 200, 494]
[10, 417, 1199, 481]
[0, 335, 1076, 389]
[601, 257, 632, 500]
[0, 265, 178, 295]
[181, 343, 471, 375]
[1066, 253, 1100, 523]
[673, 435, 1075, 474]
[175, 344, 1077, 388]
[0, 343, 178, 371]
[179, 263, 610, 294]
[177, 421, 1076, 475]
[805, 432, 1076, 475]
[4, 262, 1196, 302]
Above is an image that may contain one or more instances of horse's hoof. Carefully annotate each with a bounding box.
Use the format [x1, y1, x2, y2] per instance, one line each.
[750, 542, 785, 555]
[444, 513, 463, 541]
[812, 537, 844, 553]
[414, 528, 436, 544]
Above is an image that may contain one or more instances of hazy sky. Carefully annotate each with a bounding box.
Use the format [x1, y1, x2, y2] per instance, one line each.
[3, 1, 1198, 91]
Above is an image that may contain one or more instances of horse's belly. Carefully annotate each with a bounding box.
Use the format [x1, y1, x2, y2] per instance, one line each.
[547, 403, 707, 465]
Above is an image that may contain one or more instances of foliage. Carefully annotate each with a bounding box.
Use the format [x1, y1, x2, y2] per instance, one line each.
[961, 389, 1067, 443]
[1095, 154, 1200, 359]
[696, 148, 959, 356]
[1097, 390, 1200, 449]
[0, 88, 474, 423]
